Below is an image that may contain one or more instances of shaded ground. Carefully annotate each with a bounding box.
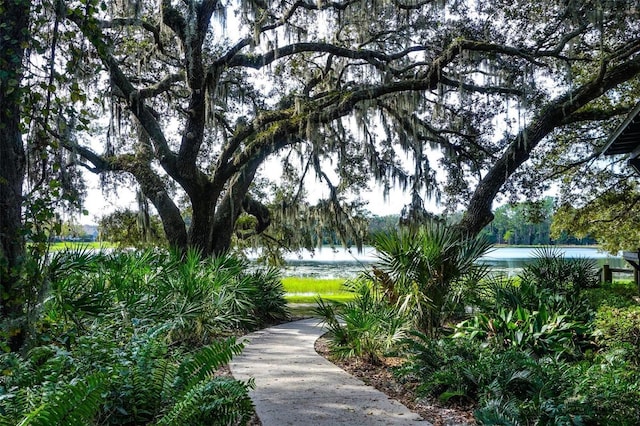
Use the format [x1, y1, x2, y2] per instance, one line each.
[225, 312, 476, 425]
[314, 336, 476, 426]
[229, 319, 425, 426]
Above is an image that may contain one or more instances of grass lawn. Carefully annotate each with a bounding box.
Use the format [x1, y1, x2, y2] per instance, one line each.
[46, 241, 116, 251]
[281, 276, 354, 303]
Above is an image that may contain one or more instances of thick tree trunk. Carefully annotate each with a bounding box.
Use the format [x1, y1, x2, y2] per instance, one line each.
[0, 0, 30, 352]
[188, 196, 217, 255]
[134, 167, 189, 251]
[203, 164, 262, 257]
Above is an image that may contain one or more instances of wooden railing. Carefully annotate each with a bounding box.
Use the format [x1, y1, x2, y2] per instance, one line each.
[600, 264, 638, 284]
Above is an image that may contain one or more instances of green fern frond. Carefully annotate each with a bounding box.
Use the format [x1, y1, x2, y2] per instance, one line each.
[155, 377, 253, 426]
[151, 358, 179, 404]
[17, 373, 106, 426]
[175, 338, 245, 392]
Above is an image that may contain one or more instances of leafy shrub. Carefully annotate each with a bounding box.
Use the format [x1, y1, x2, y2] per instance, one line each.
[398, 331, 481, 399]
[0, 329, 254, 425]
[473, 270, 593, 329]
[585, 280, 639, 310]
[372, 222, 491, 336]
[562, 352, 640, 425]
[593, 306, 640, 364]
[402, 339, 544, 409]
[398, 248, 640, 425]
[466, 351, 640, 425]
[474, 274, 592, 322]
[315, 278, 410, 364]
[453, 305, 587, 358]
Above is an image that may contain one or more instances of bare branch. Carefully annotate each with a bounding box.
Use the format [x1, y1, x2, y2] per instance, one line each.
[138, 72, 185, 99]
[228, 42, 392, 69]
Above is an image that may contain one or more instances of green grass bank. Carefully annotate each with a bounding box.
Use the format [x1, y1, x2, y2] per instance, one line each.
[281, 277, 353, 303]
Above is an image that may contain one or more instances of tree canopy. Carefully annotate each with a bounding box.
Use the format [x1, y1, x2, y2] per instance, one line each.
[12, 0, 640, 257]
[552, 182, 640, 253]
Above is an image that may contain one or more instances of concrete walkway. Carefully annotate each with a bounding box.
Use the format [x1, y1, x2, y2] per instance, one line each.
[229, 318, 428, 425]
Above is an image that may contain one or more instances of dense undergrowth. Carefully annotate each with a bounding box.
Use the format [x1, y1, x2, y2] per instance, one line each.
[317, 224, 640, 425]
[0, 249, 289, 425]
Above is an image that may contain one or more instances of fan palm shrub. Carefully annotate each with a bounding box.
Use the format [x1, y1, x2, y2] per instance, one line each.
[521, 247, 599, 292]
[154, 250, 288, 342]
[373, 222, 492, 336]
[516, 247, 597, 320]
[246, 267, 289, 327]
[154, 250, 254, 342]
[315, 278, 410, 364]
[40, 248, 288, 345]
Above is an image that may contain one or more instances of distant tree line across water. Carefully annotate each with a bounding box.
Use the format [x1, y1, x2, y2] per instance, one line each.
[476, 198, 598, 246]
[368, 197, 597, 246]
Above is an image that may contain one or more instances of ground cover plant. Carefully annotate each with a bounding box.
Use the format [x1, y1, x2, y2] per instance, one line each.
[409, 250, 640, 424]
[0, 248, 288, 425]
[318, 235, 640, 424]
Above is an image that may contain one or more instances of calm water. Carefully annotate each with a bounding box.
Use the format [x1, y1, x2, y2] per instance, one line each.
[266, 246, 629, 279]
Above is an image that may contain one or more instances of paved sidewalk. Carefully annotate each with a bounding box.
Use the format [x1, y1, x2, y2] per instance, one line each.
[229, 318, 428, 425]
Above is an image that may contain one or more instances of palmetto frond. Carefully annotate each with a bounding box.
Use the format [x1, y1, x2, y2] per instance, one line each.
[373, 221, 492, 336]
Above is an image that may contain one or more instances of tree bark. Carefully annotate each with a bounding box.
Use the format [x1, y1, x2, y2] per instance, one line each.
[0, 0, 30, 352]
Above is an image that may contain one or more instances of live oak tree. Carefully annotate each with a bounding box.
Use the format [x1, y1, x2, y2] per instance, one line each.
[0, 0, 31, 351]
[2, 1, 639, 350]
[1, 0, 90, 350]
[33, 0, 640, 257]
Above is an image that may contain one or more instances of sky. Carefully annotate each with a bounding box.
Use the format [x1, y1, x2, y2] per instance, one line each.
[79, 170, 417, 225]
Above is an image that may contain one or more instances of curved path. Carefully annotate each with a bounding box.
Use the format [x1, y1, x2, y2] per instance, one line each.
[229, 318, 428, 425]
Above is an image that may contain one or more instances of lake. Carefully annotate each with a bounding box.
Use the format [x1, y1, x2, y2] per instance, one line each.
[265, 246, 630, 279]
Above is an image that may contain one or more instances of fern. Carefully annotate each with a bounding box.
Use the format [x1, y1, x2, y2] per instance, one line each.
[155, 377, 254, 426]
[149, 357, 179, 410]
[17, 373, 106, 426]
[175, 338, 245, 392]
[155, 338, 253, 425]
[475, 398, 521, 425]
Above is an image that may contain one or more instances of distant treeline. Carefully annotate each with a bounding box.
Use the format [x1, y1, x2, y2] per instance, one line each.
[476, 198, 597, 245]
[368, 197, 597, 246]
